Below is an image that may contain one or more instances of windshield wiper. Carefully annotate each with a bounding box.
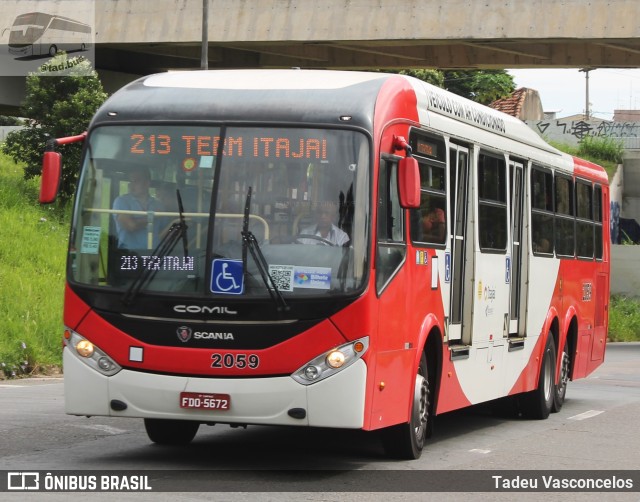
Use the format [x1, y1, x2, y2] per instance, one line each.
[122, 189, 189, 305]
[176, 189, 189, 257]
[241, 187, 289, 312]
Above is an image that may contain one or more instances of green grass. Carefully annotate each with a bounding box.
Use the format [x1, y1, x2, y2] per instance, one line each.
[549, 136, 624, 180]
[0, 152, 69, 377]
[608, 295, 640, 342]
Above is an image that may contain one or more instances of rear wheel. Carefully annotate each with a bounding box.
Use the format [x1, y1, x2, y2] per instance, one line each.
[144, 418, 199, 445]
[381, 353, 430, 459]
[520, 335, 556, 419]
[552, 340, 570, 412]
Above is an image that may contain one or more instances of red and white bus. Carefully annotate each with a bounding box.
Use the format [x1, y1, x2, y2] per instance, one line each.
[41, 70, 609, 459]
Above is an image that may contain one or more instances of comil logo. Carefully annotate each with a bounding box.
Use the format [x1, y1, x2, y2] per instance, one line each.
[7, 472, 39, 490]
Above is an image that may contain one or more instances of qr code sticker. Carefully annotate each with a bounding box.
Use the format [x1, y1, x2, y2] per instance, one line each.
[268, 265, 294, 292]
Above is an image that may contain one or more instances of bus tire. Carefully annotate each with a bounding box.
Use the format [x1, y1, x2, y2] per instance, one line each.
[552, 340, 570, 412]
[144, 418, 199, 445]
[520, 335, 556, 419]
[48, 45, 58, 57]
[381, 352, 429, 459]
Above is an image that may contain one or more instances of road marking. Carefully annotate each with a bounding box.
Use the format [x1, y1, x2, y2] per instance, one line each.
[0, 384, 24, 388]
[469, 448, 492, 454]
[76, 424, 129, 435]
[568, 410, 604, 421]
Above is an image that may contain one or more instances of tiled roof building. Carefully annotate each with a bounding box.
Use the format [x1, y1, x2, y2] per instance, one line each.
[489, 88, 544, 121]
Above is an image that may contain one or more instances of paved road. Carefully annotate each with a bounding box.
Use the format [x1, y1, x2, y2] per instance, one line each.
[1, 343, 639, 501]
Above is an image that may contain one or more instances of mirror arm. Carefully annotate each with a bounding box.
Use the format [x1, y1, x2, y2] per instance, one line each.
[393, 135, 413, 157]
[46, 132, 88, 151]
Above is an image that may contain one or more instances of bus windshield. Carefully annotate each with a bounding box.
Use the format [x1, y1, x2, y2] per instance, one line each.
[8, 13, 49, 47]
[70, 125, 370, 301]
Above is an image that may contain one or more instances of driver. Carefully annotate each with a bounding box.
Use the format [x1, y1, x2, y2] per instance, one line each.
[112, 166, 160, 249]
[299, 201, 349, 246]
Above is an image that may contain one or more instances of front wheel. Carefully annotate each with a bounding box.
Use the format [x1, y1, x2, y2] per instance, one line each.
[520, 335, 556, 419]
[381, 353, 430, 459]
[144, 418, 199, 445]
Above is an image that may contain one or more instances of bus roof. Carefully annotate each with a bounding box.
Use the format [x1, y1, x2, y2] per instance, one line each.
[94, 69, 391, 131]
[12, 11, 89, 26]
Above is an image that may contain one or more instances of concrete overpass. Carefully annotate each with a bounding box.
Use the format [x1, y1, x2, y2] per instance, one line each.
[97, 0, 640, 73]
[2, 0, 640, 114]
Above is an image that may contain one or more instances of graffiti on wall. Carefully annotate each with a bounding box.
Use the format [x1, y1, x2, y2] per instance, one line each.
[611, 201, 620, 244]
[526, 119, 640, 146]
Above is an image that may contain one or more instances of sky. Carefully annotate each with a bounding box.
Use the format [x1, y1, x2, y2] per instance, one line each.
[508, 68, 640, 121]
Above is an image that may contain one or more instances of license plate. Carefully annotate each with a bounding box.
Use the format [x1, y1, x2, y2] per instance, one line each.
[179, 392, 230, 410]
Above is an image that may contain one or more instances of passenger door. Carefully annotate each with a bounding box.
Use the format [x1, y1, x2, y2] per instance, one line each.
[508, 161, 526, 337]
[448, 145, 472, 344]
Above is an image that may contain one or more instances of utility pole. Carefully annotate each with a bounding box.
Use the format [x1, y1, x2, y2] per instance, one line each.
[579, 68, 592, 120]
[201, 0, 209, 70]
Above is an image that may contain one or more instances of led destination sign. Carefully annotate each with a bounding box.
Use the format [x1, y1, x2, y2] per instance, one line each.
[130, 133, 329, 160]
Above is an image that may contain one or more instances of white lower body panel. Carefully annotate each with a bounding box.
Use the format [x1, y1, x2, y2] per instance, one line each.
[63, 347, 366, 428]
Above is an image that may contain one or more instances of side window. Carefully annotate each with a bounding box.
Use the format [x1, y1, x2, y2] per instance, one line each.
[376, 159, 406, 293]
[531, 166, 554, 255]
[409, 131, 447, 247]
[478, 152, 507, 252]
[554, 175, 575, 257]
[594, 185, 603, 259]
[411, 162, 447, 246]
[576, 181, 594, 259]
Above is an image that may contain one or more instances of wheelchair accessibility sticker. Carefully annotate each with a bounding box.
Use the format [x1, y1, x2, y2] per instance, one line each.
[211, 259, 244, 295]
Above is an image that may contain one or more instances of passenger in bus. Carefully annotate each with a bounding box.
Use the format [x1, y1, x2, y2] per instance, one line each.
[533, 237, 552, 254]
[299, 201, 350, 246]
[532, 227, 552, 253]
[112, 167, 161, 249]
[421, 205, 446, 243]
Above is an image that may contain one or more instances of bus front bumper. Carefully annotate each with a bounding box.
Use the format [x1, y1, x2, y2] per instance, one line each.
[63, 347, 366, 429]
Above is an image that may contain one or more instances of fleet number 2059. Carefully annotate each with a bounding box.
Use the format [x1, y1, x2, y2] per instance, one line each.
[211, 353, 260, 369]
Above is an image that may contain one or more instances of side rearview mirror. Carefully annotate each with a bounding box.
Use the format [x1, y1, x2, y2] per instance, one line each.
[398, 155, 420, 209]
[40, 151, 62, 204]
[39, 132, 87, 204]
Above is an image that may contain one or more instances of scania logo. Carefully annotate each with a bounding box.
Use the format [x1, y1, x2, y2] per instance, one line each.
[177, 326, 192, 343]
[173, 305, 238, 315]
[194, 332, 235, 340]
[176, 326, 235, 342]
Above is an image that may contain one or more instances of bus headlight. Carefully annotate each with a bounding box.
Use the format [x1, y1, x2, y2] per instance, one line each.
[75, 340, 94, 358]
[326, 350, 346, 368]
[63, 328, 121, 377]
[291, 337, 368, 385]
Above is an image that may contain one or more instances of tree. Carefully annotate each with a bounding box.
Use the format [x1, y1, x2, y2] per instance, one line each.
[0, 116, 23, 126]
[1, 53, 107, 203]
[387, 68, 515, 105]
[398, 69, 445, 88]
[443, 70, 515, 105]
